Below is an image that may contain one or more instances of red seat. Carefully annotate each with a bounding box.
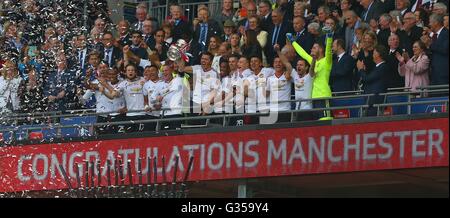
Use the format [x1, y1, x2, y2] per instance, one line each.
[29, 132, 43, 140]
[332, 109, 350, 119]
[243, 116, 253, 124]
[383, 107, 393, 116]
[0, 133, 3, 142]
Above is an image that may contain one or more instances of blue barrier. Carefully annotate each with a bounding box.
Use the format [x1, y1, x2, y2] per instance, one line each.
[60, 116, 97, 137]
[411, 97, 449, 114]
[385, 95, 409, 115]
[330, 97, 367, 118]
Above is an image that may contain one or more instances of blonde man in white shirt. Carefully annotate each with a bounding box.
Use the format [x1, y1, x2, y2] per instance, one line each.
[109, 64, 146, 132]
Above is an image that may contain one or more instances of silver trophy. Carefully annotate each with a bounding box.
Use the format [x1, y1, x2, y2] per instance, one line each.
[167, 39, 191, 62]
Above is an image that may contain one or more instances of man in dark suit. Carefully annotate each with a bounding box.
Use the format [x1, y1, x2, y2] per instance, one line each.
[357, 45, 389, 116]
[117, 20, 132, 48]
[258, 0, 273, 32]
[142, 20, 156, 48]
[291, 16, 314, 54]
[377, 14, 393, 48]
[44, 53, 77, 112]
[429, 14, 449, 85]
[402, 12, 423, 55]
[344, 10, 361, 53]
[386, 34, 405, 89]
[151, 29, 170, 62]
[265, 8, 293, 65]
[238, 2, 258, 30]
[193, 7, 223, 52]
[396, 0, 412, 16]
[318, 17, 345, 45]
[331, 39, 355, 92]
[74, 34, 91, 73]
[129, 30, 148, 60]
[422, 0, 449, 11]
[99, 32, 123, 68]
[131, 7, 147, 31]
[360, 0, 384, 23]
[169, 5, 192, 43]
[221, 20, 236, 42]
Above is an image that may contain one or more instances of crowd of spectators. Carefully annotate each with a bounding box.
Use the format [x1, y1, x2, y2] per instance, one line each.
[0, 0, 448, 131]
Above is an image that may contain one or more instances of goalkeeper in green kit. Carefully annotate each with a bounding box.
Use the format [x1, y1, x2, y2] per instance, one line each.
[286, 27, 334, 121]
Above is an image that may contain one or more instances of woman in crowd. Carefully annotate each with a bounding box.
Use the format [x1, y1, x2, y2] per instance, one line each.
[241, 15, 268, 64]
[230, 33, 242, 55]
[397, 41, 430, 93]
[241, 29, 262, 59]
[414, 8, 429, 28]
[2, 22, 25, 60]
[293, 1, 307, 18]
[208, 35, 222, 56]
[162, 23, 174, 45]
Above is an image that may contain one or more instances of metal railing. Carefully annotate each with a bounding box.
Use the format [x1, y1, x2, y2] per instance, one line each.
[0, 85, 448, 145]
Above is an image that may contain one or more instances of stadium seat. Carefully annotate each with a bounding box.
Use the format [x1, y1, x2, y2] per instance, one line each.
[384, 95, 409, 116]
[332, 109, 350, 119]
[29, 132, 44, 140]
[330, 97, 367, 118]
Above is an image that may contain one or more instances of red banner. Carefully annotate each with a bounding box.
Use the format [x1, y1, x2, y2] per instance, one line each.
[0, 118, 448, 192]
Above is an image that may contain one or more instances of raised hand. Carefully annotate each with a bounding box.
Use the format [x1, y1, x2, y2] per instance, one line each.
[402, 51, 410, 62]
[395, 51, 404, 63]
[123, 45, 130, 54]
[274, 44, 281, 52]
[286, 33, 295, 43]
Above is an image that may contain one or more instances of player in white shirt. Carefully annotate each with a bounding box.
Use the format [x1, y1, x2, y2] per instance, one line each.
[92, 68, 126, 134]
[0, 61, 22, 114]
[220, 54, 246, 125]
[83, 64, 111, 134]
[142, 65, 167, 131]
[110, 64, 147, 132]
[237, 56, 254, 78]
[240, 57, 258, 115]
[153, 65, 185, 130]
[227, 55, 246, 114]
[249, 55, 275, 112]
[213, 57, 232, 114]
[292, 59, 314, 121]
[101, 68, 126, 133]
[266, 45, 293, 123]
[177, 52, 219, 117]
[240, 55, 275, 124]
